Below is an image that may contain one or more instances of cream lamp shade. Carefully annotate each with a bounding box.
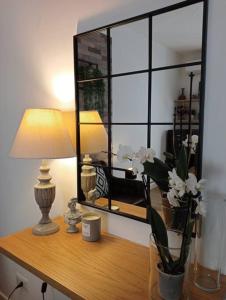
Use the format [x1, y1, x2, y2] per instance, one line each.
[62, 111, 76, 151]
[80, 110, 107, 154]
[10, 108, 75, 159]
[62, 110, 108, 154]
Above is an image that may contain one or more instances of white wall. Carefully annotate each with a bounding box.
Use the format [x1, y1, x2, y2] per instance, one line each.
[0, 1, 78, 298]
[1, 0, 226, 298]
[0, 0, 79, 237]
[201, 0, 226, 274]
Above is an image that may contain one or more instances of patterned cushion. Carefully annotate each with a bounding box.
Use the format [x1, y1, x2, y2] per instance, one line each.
[96, 167, 109, 198]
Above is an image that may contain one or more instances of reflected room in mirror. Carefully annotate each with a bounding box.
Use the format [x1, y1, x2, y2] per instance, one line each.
[74, 0, 207, 222]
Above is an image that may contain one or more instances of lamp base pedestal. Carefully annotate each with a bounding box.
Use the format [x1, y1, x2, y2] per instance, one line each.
[81, 154, 97, 201]
[32, 222, 59, 236]
[33, 160, 59, 236]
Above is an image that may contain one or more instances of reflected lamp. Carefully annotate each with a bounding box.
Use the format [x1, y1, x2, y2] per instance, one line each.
[62, 110, 108, 202]
[80, 111, 107, 201]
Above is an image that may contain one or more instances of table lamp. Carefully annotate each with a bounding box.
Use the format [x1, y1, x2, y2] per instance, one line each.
[10, 108, 75, 235]
[80, 111, 108, 201]
[62, 110, 108, 202]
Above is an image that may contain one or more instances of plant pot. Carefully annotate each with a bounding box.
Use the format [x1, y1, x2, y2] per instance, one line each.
[149, 230, 191, 300]
[157, 264, 184, 300]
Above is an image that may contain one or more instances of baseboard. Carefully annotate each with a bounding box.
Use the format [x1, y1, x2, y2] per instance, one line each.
[0, 290, 7, 300]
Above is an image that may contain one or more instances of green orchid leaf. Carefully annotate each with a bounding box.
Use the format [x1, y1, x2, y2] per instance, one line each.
[148, 207, 175, 272]
[176, 146, 188, 181]
[148, 206, 168, 248]
[144, 158, 170, 192]
[179, 220, 194, 268]
[165, 219, 194, 274]
[163, 152, 175, 160]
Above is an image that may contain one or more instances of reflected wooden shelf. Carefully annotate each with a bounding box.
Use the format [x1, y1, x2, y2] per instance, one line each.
[95, 187, 163, 220]
[95, 197, 147, 219]
[0, 217, 225, 299]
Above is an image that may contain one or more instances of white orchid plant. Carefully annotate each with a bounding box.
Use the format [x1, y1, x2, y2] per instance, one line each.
[117, 135, 206, 275]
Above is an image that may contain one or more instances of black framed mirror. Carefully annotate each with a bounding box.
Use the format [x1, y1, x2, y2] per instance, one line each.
[74, 0, 208, 223]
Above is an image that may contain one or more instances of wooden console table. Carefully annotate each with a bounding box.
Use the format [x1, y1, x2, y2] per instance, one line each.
[0, 217, 149, 299]
[0, 217, 225, 299]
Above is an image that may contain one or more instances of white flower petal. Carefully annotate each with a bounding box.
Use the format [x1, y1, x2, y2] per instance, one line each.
[186, 173, 198, 195]
[132, 160, 144, 175]
[178, 189, 185, 197]
[146, 148, 156, 163]
[183, 135, 198, 153]
[195, 200, 206, 216]
[192, 135, 199, 144]
[117, 145, 134, 162]
[183, 135, 188, 147]
[196, 179, 206, 192]
[136, 147, 155, 164]
[167, 188, 180, 207]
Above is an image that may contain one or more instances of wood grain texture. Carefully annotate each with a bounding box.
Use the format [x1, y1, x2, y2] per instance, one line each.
[95, 187, 163, 219]
[0, 217, 225, 299]
[188, 268, 226, 300]
[95, 198, 146, 219]
[0, 217, 149, 300]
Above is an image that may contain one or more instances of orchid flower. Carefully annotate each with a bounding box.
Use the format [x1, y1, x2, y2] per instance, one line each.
[116, 145, 206, 215]
[194, 198, 207, 216]
[136, 147, 155, 164]
[167, 188, 180, 207]
[117, 145, 134, 162]
[131, 159, 144, 175]
[168, 169, 186, 197]
[186, 173, 206, 196]
[183, 134, 199, 154]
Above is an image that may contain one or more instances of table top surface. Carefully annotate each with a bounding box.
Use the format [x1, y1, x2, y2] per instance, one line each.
[0, 217, 225, 300]
[0, 217, 149, 300]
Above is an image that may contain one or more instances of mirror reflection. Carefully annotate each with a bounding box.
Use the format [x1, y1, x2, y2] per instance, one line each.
[78, 79, 108, 123]
[77, 29, 107, 80]
[75, 1, 205, 221]
[151, 66, 201, 123]
[94, 168, 147, 219]
[112, 73, 148, 123]
[111, 19, 148, 74]
[152, 2, 203, 68]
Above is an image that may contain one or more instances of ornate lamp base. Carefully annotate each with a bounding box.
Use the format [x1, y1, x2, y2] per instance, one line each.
[81, 154, 97, 201]
[32, 222, 59, 236]
[33, 160, 59, 236]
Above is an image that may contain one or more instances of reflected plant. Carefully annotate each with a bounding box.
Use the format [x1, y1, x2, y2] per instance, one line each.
[78, 65, 105, 118]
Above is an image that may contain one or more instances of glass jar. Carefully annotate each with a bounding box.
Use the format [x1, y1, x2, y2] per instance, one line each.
[193, 197, 226, 292]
